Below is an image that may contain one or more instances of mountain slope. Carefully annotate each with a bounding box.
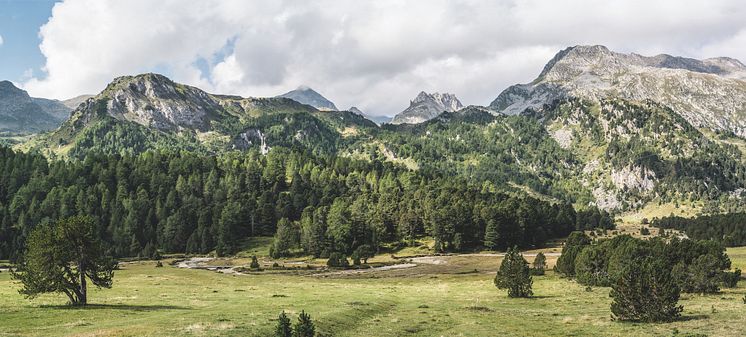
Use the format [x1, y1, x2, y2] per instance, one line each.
[277, 86, 338, 111]
[27, 73, 374, 158]
[0, 81, 71, 133]
[61, 94, 94, 110]
[490, 45, 746, 137]
[390, 91, 463, 124]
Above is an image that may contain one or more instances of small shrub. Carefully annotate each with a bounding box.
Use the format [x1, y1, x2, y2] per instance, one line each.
[155, 261, 163, 268]
[327, 252, 349, 268]
[721, 268, 741, 288]
[250, 256, 260, 269]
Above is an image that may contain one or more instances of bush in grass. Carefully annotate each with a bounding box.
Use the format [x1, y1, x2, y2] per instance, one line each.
[672, 254, 722, 294]
[574, 245, 610, 286]
[531, 252, 546, 276]
[250, 256, 260, 269]
[721, 268, 741, 288]
[353, 245, 374, 264]
[326, 252, 349, 268]
[494, 246, 532, 298]
[610, 257, 682, 322]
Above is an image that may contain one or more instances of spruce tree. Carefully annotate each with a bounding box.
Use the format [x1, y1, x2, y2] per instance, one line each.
[293, 310, 315, 337]
[494, 246, 533, 298]
[483, 219, 499, 250]
[275, 311, 292, 337]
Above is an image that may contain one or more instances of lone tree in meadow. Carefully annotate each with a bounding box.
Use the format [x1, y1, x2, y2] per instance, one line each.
[532, 252, 547, 275]
[610, 257, 682, 322]
[293, 310, 315, 337]
[12, 216, 116, 306]
[275, 311, 292, 337]
[495, 246, 533, 298]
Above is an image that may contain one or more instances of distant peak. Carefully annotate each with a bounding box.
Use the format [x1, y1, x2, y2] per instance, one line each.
[348, 106, 364, 115]
[277, 86, 338, 110]
[391, 91, 464, 124]
[0, 80, 28, 97]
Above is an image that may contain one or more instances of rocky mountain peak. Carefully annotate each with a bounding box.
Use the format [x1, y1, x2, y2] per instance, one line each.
[348, 106, 364, 115]
[0, 80, 28, 99]
[390, 91, 463, 124]
[277, 86, 337, 111]
[491, 45, 746, 136]
[87, 73, 221, 131]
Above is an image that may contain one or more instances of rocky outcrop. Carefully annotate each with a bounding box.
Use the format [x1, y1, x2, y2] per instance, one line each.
[390, 91, 463, 124]
[100, 73, 222, 131]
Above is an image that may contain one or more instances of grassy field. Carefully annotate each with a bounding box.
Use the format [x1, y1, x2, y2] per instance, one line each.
[0, 248, 745, 337]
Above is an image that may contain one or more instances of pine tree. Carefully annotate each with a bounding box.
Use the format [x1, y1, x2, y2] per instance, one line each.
[610, 257, 682, 322]
[494, 246, 533, 298]
[532, 252, 547, 276]
[293, 310, 315, 337]
[483, 219, 499, 250]
[555, 231, 590, 277]
[275, 311, 292, 337]
[12, 216, 116, 306]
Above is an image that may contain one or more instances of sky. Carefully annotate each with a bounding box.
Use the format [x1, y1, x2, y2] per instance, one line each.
[2, 0, 746, 116]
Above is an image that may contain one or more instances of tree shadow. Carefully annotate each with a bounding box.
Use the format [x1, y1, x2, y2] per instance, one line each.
[528, 295, 559, 299]
[39, 303, 189, 311]
[677, 314, 709, 322]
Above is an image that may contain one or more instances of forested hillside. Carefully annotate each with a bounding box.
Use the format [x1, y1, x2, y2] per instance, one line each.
[0, 146, 613, 260]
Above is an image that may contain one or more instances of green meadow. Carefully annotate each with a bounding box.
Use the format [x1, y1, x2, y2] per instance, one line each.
[0, 247, 745, 337]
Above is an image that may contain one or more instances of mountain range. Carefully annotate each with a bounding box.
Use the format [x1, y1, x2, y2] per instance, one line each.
[6, 45, 746, 216]
[0, 81, 73, 133]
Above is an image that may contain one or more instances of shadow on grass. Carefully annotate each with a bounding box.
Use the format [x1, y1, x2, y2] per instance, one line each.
[39, 303, 189, 311]
[677, 314, 709, 322]
[527, 295, 559, 299]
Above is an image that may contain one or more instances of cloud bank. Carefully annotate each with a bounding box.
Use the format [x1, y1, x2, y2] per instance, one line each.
[22, 0, 746, 116]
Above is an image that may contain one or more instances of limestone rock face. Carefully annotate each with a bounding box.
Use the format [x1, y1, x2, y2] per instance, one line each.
[100, 73, 222, 131]
[390, 91, 463, 125]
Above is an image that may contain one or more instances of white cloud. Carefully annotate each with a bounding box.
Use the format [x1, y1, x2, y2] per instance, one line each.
[21, 0, 746, 116]
[0, 34, 4, 46]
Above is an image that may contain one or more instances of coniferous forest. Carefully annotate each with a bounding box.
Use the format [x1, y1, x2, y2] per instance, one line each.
[0, 145, 610, 260]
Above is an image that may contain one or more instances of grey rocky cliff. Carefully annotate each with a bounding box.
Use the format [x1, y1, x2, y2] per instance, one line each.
[390, 91, 463, 124]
